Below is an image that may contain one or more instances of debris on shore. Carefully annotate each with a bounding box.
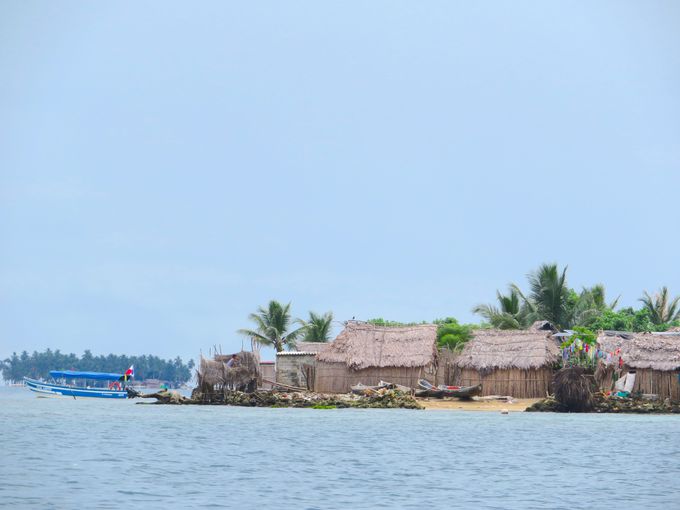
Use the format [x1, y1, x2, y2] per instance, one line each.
[133, 387, 423, 409]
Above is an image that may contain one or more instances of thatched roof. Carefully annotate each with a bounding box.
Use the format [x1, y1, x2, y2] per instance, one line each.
[316, 321, 438, 370]
[198, 351, 261, 389]
[290, 342, 330, 355]
[455, 323, 560, 370]
[597, 332, 680, 371]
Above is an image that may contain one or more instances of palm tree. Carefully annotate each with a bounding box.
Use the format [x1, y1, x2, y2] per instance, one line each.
[237, 300, 306, 352]
[512, 263, 570, 329]
[297, 311, 334, 342]
[472, 288, 531, 329]
[569, 284, 620, 327]
[639, 287, 680, 325]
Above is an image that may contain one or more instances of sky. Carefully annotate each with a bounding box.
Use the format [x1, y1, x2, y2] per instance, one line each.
[1, 1, 679, 364]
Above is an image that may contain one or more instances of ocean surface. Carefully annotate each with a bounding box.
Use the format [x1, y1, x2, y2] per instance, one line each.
[1, 386, 679, 510]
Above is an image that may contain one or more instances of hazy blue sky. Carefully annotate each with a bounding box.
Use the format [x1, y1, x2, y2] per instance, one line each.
[1, 1, 679, 363]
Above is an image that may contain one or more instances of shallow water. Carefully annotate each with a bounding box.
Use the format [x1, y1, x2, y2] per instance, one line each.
[1, 386, 679, 509]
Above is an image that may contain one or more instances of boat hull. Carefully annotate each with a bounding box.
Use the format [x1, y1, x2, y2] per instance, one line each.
[24, 377, 128, 399]
[417, 379, 483, 399]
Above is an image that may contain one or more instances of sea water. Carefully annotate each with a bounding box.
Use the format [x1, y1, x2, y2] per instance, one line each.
[1, 386, 679, 509]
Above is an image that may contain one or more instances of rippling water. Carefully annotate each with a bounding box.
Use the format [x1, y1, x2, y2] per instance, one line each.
[1, 386, 679, 509]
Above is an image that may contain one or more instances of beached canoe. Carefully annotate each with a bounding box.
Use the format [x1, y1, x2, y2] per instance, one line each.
[441, 383, 483, 398]
[417, 379, 483, 399]
[414, 388, 445, 398]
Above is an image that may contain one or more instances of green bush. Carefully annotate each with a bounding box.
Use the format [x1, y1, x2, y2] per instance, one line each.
[436, 319, 472, 351]
[586, 308, 678, 333]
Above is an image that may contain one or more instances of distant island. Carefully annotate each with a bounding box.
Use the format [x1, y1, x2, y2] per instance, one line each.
[1, 349, 195, 387]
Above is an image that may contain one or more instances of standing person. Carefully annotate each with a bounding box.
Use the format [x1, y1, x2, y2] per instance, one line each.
[226, 354, 239, 368]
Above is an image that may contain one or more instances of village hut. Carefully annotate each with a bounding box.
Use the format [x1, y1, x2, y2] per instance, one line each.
[595, 331, 680, 401]
[313, 321, 438, 393]
[197, 351, 261, 395]
[452, 321, 560, 398]
[275, 342, 330, 390]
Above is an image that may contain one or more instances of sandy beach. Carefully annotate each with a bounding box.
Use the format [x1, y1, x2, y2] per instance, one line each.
[419, 397, 541, 412]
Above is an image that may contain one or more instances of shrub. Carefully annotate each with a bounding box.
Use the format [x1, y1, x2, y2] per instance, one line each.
[436, 319, 472, 351]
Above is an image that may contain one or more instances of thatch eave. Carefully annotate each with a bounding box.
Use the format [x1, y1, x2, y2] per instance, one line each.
[316, 321, 438, 371]
[597, 332, 680, 371]
[454, 327, 560, 371]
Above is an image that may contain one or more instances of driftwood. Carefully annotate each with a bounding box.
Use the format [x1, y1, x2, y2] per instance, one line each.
[473, 395, 515, 402]
[131, 389, 194, 404]
[261, 378, 308, 392]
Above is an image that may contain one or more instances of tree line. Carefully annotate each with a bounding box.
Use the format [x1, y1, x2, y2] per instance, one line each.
[1, 349, 195, 385]
[238, 301, 334, 351]
[473, 263, 680, 331]
[237, 263, 680, 354]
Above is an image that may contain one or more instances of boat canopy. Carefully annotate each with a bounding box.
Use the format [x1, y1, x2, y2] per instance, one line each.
[50, 370, 124, 381]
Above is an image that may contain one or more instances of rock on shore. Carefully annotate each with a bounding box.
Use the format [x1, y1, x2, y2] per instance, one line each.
[526, 394, 680, 414]
[135, 388, 423, 409]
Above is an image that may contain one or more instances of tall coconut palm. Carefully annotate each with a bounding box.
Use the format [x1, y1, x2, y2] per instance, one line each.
[512, 263, 570, 329]
[639, 287, 680, 325]
[472, 288, 531, 329]
[297, 311, 334, 342]
[237, 300, 306, 352]
[569, 284, 620, 327]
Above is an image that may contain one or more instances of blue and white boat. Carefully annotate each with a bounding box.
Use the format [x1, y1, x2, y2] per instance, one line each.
[24, 370, 131, 399]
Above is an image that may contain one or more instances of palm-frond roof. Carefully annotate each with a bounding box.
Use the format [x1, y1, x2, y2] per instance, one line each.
[316, 321, 438, 370]
[454, 321, 559, 370]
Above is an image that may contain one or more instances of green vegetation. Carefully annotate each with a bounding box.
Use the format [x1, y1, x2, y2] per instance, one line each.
[559, 327, 598, 369]
[238, 300, 307, 352]
[559, 327, 597, 348]
[298, 311, 334, 342]
[639, 286, 680, 325]
[435, 319, 473, 352]
[474, 263, 679, 332]
[1, 349, 194, 385]
[472, 288, 532, 329]
[586, 308, 679, 332]
[238, 273, 680, 357]
[366, 317, 476, 351]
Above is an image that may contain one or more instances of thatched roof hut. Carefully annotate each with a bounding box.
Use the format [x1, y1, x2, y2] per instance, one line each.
[451, 321, 560, 398]
[596, 331, 680, 400]
[292, 342, 330, 355]
[314, 321, 439, 393]
[597, 332, 680, 371]
[197, 351, 261, 394]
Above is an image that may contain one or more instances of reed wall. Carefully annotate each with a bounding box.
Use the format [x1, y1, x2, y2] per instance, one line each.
[314, 362, 436, 393]
[598, 367, 680, 401]
[451, 367, 554, 398]
[434, 349, 458, 386]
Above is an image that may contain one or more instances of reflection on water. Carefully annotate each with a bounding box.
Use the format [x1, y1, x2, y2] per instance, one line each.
[1, 386, 679, 509]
